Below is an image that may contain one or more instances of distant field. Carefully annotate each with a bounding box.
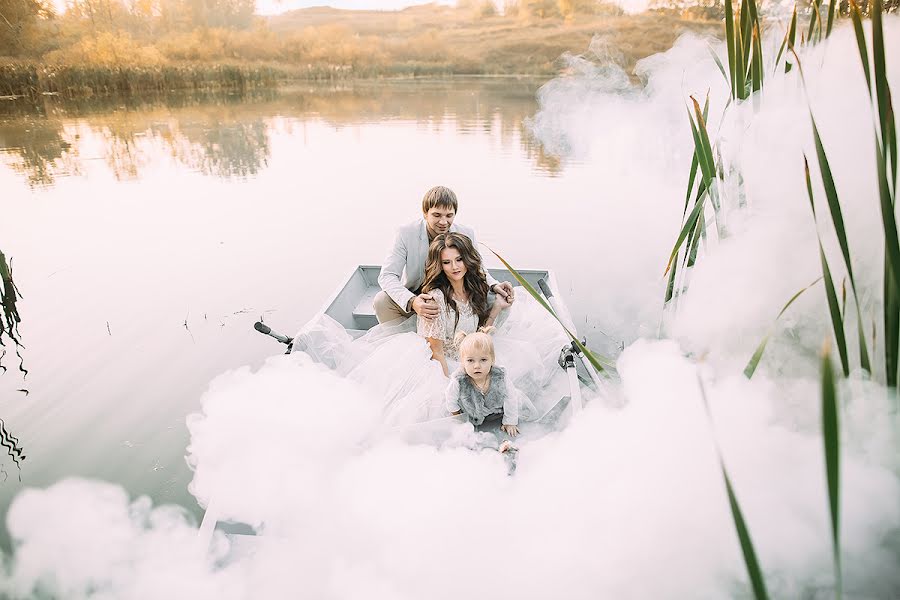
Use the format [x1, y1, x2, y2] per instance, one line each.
[265, 6, 719, 76]
[1, 4, 719, 97]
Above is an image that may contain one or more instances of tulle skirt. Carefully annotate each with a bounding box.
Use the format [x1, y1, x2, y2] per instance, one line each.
[292, 293, 571, 427]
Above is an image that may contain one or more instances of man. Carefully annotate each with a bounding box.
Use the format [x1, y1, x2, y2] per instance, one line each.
[374, 186, 515, 324]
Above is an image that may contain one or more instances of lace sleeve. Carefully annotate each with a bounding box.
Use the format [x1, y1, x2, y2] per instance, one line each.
[444, 373, 462, 415]
[417, 289, 446, 340]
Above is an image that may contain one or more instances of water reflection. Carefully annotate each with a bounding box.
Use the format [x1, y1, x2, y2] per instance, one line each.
[0, 79, 563, 187]
[0, 248, 27, 481]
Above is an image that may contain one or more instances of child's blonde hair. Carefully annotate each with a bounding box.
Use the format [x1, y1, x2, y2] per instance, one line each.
[454, 326, 496, 360]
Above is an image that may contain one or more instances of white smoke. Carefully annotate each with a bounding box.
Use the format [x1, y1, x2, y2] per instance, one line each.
[3, 17, 900, 600]
[4, 343, 900, 598]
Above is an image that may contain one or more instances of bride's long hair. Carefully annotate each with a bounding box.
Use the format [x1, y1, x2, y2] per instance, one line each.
[422, 232, 491, 328]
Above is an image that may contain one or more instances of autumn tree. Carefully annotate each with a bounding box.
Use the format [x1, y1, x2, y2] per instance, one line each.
[0, 0, 53, 55]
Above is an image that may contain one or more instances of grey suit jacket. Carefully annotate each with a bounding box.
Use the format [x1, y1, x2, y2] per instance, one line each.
[378, 219, 499, 310]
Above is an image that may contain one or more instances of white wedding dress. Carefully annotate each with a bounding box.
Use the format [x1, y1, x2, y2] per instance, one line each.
[292, 290, 571, 427]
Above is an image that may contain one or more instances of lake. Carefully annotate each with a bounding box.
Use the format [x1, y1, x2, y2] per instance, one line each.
[0, 78, 632, 544]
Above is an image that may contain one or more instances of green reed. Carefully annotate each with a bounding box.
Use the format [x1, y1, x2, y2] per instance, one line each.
[696, 374, 771, 600]
[781, 0, 897, 385]
[0, 63, 285, 99]
[488, 248, 616, 376]
[820, 342, 843, 598]
[723, 0, 765, 101]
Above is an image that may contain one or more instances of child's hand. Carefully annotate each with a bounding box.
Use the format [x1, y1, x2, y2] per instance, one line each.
[501, 424, 519, 437]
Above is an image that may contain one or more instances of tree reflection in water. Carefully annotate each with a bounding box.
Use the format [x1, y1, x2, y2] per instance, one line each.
[0, 249, 27, 481]
[0, 79, 564, 186]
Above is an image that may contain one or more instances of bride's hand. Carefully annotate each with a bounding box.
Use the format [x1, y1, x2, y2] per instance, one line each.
[493, 292, 513, 311]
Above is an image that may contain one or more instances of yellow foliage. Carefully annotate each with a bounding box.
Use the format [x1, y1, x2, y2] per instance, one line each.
[43, 31, 165, 65]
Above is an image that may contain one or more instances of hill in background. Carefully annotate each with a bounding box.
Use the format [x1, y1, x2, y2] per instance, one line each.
[263, 3, 718, 76]
[1, 1, 719, 96]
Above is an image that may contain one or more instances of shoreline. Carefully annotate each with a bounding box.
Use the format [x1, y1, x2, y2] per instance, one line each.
[0, 64, 563, 100]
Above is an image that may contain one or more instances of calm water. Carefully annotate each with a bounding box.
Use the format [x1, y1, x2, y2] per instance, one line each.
[0, 79, 626, 544]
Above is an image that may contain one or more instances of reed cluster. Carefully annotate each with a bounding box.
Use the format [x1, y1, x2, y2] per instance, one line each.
[658, 0, 894, 597]
[0, 63, 285, 98]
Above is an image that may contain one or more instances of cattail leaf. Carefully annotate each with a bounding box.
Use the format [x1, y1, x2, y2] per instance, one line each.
[685, 210, 705, 269]
[806, 157, 850, 376]
[723, 472, 770, 600]
[707, 44, 729, 86]
[740, 0, 752, 69]
[724, 0, 737, 98]
[787, 7, 798, 72]
[820, 344, 842, 597]
[683, 152, 700, 219]
[849, 1, 871, 92]
[807, 0, 819, 44]
[487, 247, 616, 374]
[826, 0, 837, 37]
[872, 0, 891, 155]
[665, 251, 679, 303]
[691, 96, 717, 182]
[875, 139, 900, 296]
[810, 115, 871, 372]
[751, 25, 763, 93]
[744, 277, 823, 378]
[884, 260, 899, 387]
[665, 188, 708, 276]
[695, 376, 770, 600]
[735, 15, 746, 99]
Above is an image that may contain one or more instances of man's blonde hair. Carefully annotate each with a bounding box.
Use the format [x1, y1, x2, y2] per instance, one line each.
[454, 327, 496, 360]
[422, 186, 458, 213]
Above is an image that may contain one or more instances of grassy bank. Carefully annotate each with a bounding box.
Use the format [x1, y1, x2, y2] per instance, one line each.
[0, 63, 287, 99]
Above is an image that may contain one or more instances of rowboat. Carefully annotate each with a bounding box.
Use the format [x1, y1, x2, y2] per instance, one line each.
[319, 265, 563, 336]
[200, 265, 598, 556]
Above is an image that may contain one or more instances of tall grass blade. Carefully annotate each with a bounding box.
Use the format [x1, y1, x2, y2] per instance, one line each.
[665, 97, 719, 282]
[849, 1, 871, 91]
[807, 0, 819, 44]
[691, 97, 717, 180]
[810, 116, 872, 372]
[787, 7, 798, 72]
[869, 0, 896, 194]
[806, 156, 850, 376]
[875, 138, 900, 295]
[696, 375, 770, 600]
[885, 259, 899, 386]
[735, 14, 747, 99]
[745, 0, 760, 28]
[665, 189, 708, 276]
[776, 7, 798, 74]
[488, 247, 616, 374]
[820, 344, 842, 598]
[744, 277, 823, 378]
[683, 153, 700, 219]
[740, 0, 752, 72]
[826, 0, 838, 37]
[751, 25, 763, 93]
[685, 212, 705, 268]
[665, 254, 679, 303]
[725, 0, 737, 98]
[707, 44, 729, 86]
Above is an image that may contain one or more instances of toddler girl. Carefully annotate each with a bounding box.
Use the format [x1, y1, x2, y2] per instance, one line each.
[445, 327, 535, 437]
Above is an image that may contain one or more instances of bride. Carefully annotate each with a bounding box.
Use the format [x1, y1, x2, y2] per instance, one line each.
[417, 232, 511, 377]
[293, 233, 570, 426]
